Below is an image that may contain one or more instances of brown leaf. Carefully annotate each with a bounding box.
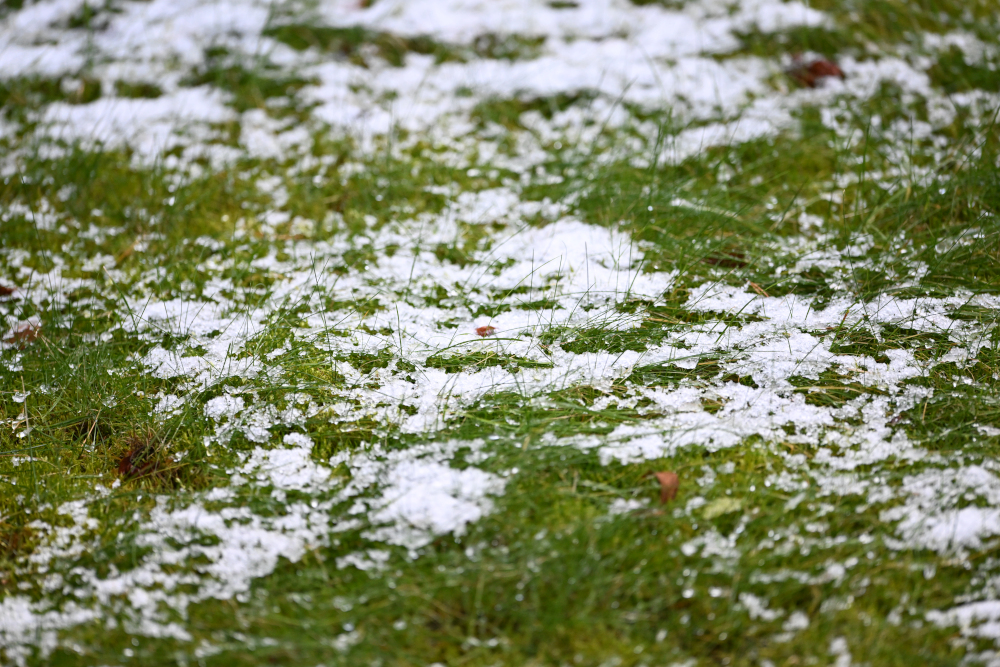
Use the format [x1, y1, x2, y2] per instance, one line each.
[0, 525, 33, 562]
[749, 282, 770, 297]
[788, 58, 845, 88]
[118, 430, 175, 485]
[475, 325, 496, 337]
[700, 251, 748, 268]
[0, 285, 14, 297]
[808, 59, 845, 80]
[3, 321, 41, 348]
[118, 439, 153, 479]
[654, 471, 679, 504]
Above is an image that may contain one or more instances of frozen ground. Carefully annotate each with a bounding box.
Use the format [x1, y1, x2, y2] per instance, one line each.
[1, 0, 999, 665]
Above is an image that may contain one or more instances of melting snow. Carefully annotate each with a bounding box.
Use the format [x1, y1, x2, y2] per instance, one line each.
[1, 0, 999, 661]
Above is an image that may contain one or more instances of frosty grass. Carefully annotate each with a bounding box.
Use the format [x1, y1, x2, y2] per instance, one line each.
[1, 0, 1000, 665]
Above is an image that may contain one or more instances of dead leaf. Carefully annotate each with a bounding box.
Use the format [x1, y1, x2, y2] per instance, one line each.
[0, 285, 14, 298]
[475, 325, 496, 337]
[749, 282, 770, 297]
[788, 57, 845, 88]
[118, 430, 175, 484]
[3, 321, 41, 348]
[0, 524, 33, 562]
[700, 251, 748, 268]
[118, 439, 153, 479]
[808, 59, 845, 80]
[654, 471, 679, 504]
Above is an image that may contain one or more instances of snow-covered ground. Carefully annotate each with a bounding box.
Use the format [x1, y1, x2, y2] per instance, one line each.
[1, 0, 999, 664]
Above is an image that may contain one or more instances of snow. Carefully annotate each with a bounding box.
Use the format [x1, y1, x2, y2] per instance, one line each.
[1, 0, 999, 661]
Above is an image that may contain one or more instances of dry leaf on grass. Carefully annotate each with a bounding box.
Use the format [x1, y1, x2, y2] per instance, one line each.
[0, 285, 15, 297]
[749, 282, 770, 297]
[475, 325, 496, 337]
[654, 471, 680, 504]
[118, 430, 175, 484]
[3, 320, 41, 347]
[700, 251, 748, 268]
[788, 58, 845, 88]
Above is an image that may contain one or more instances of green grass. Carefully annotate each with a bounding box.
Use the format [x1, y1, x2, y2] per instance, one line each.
[181, 48, 316, 114]
[265, 23, 545, 66]
[3, 0, 1000, 665]
[3, 126, 1000, 665]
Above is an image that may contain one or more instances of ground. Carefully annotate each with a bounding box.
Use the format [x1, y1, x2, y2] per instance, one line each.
[1, 0, 999, 665]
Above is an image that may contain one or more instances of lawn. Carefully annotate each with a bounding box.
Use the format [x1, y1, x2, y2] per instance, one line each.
[1, 0, 1000, 665]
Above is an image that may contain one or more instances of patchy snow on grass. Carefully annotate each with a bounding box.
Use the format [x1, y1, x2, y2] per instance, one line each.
[2, 0, 1000, 662]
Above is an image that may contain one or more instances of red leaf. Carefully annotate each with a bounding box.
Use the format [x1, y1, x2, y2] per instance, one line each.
[475, 325, 496, 337]
[808, 59, 844, 80]
[654, 471, 679, 504]
[4, 321, 40, 348]
[788, 58, 845, 88]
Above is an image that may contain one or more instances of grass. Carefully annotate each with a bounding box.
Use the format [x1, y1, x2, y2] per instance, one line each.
[265, 23, 546, 66]
[2, 0, 1000, 665]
